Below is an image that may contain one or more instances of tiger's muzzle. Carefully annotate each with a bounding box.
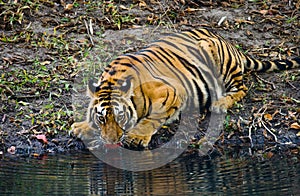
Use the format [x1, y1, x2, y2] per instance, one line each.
[99, 110, 124, 144]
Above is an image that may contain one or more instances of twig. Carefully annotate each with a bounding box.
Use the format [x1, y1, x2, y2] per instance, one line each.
[84, 19, 94, 46]
[247, 104, 279, 146]
[247, 105, 267, 147]
[248, 119, 254, 147]
[0, 84, 15, 95]
[253, 73, 276, 90]
[286, 80, 297, 89]
[261, 121, 278, 142]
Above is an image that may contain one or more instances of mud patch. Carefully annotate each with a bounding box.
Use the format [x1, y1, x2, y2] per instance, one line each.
[0, 0, 299, 159]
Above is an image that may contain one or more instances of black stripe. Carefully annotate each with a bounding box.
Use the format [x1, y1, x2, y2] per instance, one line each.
[168, 33, 196, 43]
[138, 52, 174, 84]
[186, 29, 203, 39]
[253, 59, 259, 70]
[192, 80, 206, 109]
[120, 63, 132, 67]
[172, 49, 214, 108]
[139, 49, 180, 89]
[293, 57, 300, 64]
[130, 96, 139, 122]
[158, 51, 195, 96]
[171, 49, 211, 108]
[273, 60, 287, 70]
[261, 61, 272, 72]
[216, 38, 226, 73]
[194, 29, 212, 37]
[152, 40, 185, 53]
[162, 90, 169, 107]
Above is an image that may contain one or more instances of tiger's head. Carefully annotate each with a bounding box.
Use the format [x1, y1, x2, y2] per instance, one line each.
[87, 75, 138, 144]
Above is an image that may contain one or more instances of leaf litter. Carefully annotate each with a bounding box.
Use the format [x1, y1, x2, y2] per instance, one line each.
[0, 0, 299, 160]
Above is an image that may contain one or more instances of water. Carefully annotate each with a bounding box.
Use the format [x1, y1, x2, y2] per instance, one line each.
[0, 150, 299, 195]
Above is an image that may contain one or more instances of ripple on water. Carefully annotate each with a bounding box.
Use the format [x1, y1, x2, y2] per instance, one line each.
[0, 151, 299, 195]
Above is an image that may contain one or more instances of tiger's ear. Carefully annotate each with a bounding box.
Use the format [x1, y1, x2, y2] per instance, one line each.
[119, 76, 133, 92]
[87, 79, 100, 98]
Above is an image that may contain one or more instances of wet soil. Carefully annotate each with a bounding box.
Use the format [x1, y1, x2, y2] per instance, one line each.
[0, 0, 299, 159]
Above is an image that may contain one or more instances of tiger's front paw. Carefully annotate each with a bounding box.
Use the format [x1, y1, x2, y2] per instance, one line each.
[70, 121, 96, 140]
[121, 132, 152, 149]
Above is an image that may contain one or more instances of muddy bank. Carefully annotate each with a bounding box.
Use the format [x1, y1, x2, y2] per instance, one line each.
[0, 0, 299, 158]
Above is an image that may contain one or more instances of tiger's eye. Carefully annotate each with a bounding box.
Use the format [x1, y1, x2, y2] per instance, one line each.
[97, 116, 105, 124]
[117, 115, 123, 122]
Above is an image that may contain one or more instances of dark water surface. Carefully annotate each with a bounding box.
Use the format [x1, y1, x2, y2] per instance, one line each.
[0, 150, 299, 195]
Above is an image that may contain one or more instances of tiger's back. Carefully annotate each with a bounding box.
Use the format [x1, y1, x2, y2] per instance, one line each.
[72, 28, 300, 148]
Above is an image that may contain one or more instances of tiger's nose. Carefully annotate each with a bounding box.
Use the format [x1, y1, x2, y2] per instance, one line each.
[101, 124, 124, 144]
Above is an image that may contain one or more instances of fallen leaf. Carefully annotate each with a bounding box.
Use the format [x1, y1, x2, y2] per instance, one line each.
[36, 134, 48, 144]
[290, 149, 299, 154]
[40, 61, 51, 66]
[251, 97, 263, 102]
[32, 153, 40, 157]
[18, 101, 30, 106]
[259, 10, 269, 15]
[263, 129, 268, 138]
[139, 0, 147, 7]
[265, 151, 274, 159]
[221, 2, 230, 7]
[264, 113, 273, 121]
[119, 5, 128, 10]
[287, 49, 292, 57]
[64, 4, 73, 11]
[7, 146, 16, 154]
[185, 7, 206, 12]
[291, 122, 300, 130]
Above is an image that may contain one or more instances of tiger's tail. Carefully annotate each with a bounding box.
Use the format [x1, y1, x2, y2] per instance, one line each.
[244, 55, 300, 72]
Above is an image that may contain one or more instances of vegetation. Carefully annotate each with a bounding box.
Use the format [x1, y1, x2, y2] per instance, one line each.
[0, 0, 299, 157]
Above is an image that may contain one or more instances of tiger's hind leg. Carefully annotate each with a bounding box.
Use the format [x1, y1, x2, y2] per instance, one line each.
[196, 37, 248, 113]
[210, 84, 248, 113]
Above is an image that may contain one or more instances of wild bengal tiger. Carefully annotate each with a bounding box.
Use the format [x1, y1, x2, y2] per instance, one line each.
[71, 28, 299, 149]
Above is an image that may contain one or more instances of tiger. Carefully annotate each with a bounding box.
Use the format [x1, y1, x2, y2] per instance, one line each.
[71, 28, 300, 149]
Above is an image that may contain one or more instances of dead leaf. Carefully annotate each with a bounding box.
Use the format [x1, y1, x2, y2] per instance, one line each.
[287, 49, 292, 57]
[139, 1, 147, 7]
[234, 19, 255, 25]
[265, 151, 274, 159]
[40, 61, 51, 66]
[185, 7, 206, 12]
[290, 122, 300, 130]
[263, 129, 268, 138]
[36, 134, 48, 144]
[221, 2, 230, 7]
[291, 149, 299, 154]
[288, 111, 297, 120]
[119, 5, 128, 10]
[251, 97, 263, 102]
[64, 4, 73, 11]
[7, 146, 16, 154]
[259, 10, 269, 15]
[32, 153, 40, 157]
[264, 113, 273, 121]
[246, 30, 253, 36]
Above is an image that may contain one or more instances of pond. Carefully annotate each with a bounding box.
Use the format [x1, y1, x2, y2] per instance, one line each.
[0, 149, 299, 195]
